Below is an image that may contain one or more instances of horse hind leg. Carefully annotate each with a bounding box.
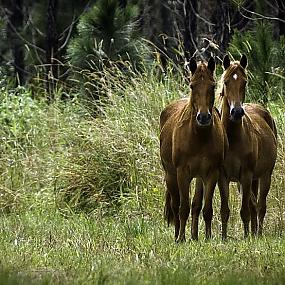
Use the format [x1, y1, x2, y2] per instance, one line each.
[191, 178, 203, 241]
[165, 172, 180, 241]
[257, 173, 272, 236]
[249, 179, 258, 236]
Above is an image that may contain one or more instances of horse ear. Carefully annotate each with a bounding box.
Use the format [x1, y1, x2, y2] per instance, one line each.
[240, 54, 248, 69]
[223, 55, 230, 70]
[207, 56, 215, 73]
[189, 57, 197, 74]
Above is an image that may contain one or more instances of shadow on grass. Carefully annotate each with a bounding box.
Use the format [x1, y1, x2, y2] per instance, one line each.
[0, 269, 52, 285]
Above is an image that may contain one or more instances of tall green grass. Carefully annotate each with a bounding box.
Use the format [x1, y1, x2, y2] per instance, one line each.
[0, 66, 284, 284]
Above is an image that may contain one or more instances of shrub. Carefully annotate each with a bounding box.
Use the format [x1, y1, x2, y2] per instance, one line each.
[56, 66, 184, 213]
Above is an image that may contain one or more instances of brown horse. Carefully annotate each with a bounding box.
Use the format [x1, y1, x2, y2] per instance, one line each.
[219, 54, 277, 238]
[160, 57, 228, 242]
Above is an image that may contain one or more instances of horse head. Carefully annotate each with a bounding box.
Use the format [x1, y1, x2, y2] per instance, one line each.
[189, 56, 216, 127]
[222, 54, 248, 122]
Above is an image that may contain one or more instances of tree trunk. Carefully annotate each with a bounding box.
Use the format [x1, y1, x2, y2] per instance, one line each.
[119, 0, 127, 8]
[7, 0, 25, 86]
[184, 0, 197, 61]
[277, 0, 285, 36]
[46, 0, 58, 99]
[142, 0, 176, 68]
[213, 0, 230, 55]
[160, 1, 176, 67]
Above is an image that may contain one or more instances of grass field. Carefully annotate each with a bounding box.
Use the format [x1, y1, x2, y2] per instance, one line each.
[1, 209, 285, 285]
[0, 68, 284, 284]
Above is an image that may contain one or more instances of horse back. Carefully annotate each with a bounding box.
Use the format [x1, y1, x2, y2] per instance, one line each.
[244, 103, 277, 138]
[160, 98, 189, 130]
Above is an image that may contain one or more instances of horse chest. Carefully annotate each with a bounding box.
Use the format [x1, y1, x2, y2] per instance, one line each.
[187, 156, 213, 177]
[224, 154, 241, 180]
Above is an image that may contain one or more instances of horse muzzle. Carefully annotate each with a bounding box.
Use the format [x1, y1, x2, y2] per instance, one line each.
[230, 106, 245, 121]
[196, 112, 212, 126]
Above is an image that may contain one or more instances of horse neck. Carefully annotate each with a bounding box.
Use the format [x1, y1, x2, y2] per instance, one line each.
[187, 102, 213, 137]
[220, 93, 242, 134]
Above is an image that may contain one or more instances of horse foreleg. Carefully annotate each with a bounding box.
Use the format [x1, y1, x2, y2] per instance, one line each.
[176, 167, 191, 243]
[240, 173, 253, 238]
[218, 172, 230, 240]
[191, 178, 203, 240]
[250, 179, 258, 236]
[257, 173, 272, 236]
[203, 170, 218, 240]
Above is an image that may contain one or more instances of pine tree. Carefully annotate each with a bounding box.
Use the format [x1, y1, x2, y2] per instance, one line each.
[67, 0, 149, 101]
[67, 0, 147, 71]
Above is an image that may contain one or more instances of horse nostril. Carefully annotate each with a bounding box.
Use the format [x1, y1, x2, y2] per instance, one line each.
[230, 107, 245, 121]
[196, 113, 202, 123]
[196, 112, 211, 126]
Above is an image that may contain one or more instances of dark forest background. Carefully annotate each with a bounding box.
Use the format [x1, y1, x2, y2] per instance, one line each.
[0, 0, 284, 104]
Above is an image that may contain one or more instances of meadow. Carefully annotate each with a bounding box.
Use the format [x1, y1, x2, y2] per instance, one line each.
[0, 66, 284, 284]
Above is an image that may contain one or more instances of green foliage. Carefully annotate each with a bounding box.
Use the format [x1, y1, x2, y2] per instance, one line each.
[0, 62, 284, 284]
[56, 65, 183, 212]
[0, 89, 46, 213]
[228, 22, 285, 104]
[0, 89, 42, 148]
[67, 0, 148, 72]
[0, 62, 186, 214]
[66, 0, 151, 103]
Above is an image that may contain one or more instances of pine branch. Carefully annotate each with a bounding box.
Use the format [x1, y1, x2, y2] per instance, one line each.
[240, 5, 285, 23]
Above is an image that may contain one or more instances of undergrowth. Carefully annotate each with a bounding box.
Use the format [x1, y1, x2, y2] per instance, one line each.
[0, 63, 284, 284]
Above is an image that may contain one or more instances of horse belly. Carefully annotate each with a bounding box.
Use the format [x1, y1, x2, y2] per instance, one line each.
[224, 155, 241, 181]
[254, 147, 276, 178]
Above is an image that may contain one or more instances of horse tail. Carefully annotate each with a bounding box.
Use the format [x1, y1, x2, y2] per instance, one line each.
[271, 117, 277, 139]
[264, 111, 277, 139]
[164, 190, 174, 226]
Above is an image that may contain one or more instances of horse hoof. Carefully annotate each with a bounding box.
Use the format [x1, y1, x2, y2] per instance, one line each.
[175, 236, 186, 243]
